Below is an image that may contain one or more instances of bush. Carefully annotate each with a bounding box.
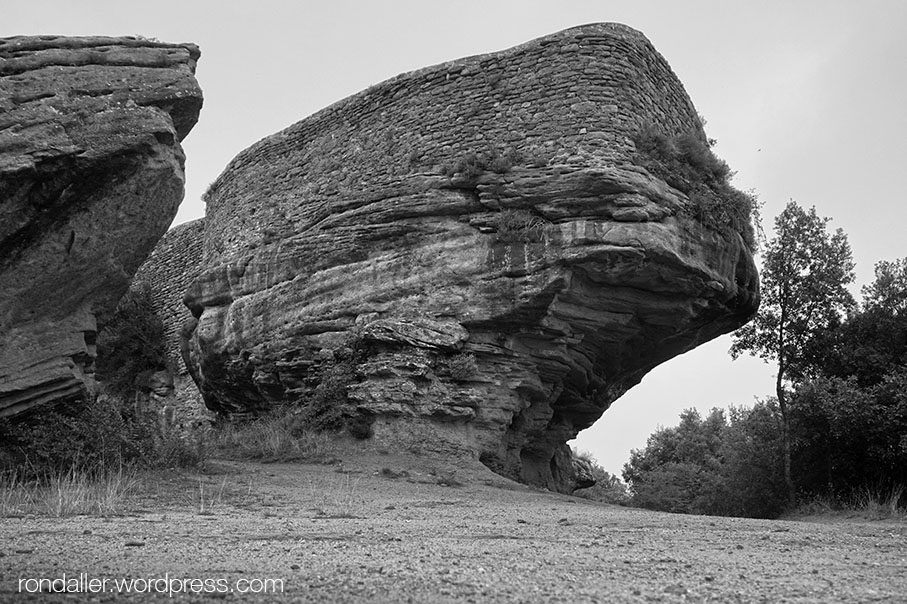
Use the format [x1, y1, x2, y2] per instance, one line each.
[302, 362, 350, 432]
[633, 124, 729, 187]
[2, 283, 206, 474]
[0, 393, 205, 479]
[440, 148, 522, 183]
[95, 282, 169, 396]
[632, 123, 757, 250]
[0, 278, 205, 512]
[789, 485, 906, 521]
[441, 152, 484, 183]
[855, 484, 906, 519]
[299, 336, 368, 433]
[789, 371, 907, 504]
[447, 352, 478, 381]
[209, 406, 331, 462]
[492, 209, 551, 243]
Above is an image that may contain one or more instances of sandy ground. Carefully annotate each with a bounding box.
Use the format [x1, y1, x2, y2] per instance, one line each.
[2, 452, 905, 603]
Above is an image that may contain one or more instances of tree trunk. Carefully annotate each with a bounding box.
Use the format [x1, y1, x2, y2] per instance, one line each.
[776, 374, 796, 508]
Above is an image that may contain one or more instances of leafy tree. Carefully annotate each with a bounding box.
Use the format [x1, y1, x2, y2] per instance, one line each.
[789, 370, 907, 500]
[621, 403, 787, 518]
[731, 201, 855, 505]
[785, 260, 907, 502]
[717, 254, 907, 508]
[808, 258, 907, 387]
[862, 258, 907, 314]
[623, 408, 726, 515]
[719, 401, 787, 518]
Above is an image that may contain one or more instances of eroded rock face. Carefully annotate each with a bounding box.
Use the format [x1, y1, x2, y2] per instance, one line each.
[184, 23, 758, 491]
[570, 456, 597, 492]
[0, 36, 202, 418]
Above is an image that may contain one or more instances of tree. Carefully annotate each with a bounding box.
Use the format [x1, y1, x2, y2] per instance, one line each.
[731, 201, 855, 506]
[862, 258, 907, 315]
[720, 401, 787, 518]
[621, 404, 787, 518]
[623, 408, 726, 514]
[786, 258, 907, 502]
[812, 261, 907, 387]
[788, 373, 907, 499]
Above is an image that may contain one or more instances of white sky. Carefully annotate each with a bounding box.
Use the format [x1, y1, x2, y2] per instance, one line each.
[5, 0, 906, 475]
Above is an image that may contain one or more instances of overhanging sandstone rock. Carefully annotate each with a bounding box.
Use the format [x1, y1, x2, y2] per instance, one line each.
[183, 23, 758, 491]
[0, 36, 202, 418]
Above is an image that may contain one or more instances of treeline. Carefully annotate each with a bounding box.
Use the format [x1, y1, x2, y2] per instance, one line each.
[622, 201, 907, 518]
[623, 404, 785, 518]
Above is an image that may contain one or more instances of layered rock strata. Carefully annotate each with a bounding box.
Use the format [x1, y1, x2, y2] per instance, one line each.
[184, 23, 758, 491]
[0, 36, 202, 418]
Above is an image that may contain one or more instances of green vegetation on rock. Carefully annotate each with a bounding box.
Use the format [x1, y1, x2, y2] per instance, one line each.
[632, 123, 758, 250]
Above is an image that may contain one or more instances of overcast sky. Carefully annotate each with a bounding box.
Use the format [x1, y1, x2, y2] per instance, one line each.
[5, 1, 906, 475]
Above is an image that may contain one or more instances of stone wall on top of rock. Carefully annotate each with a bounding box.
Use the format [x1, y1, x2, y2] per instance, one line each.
[132, 218, 206, 375]
[129, 218, 213, 433]
[183, 23, 759, 492]
[0, 36, 202, 419]
[199, 24, 703, 260]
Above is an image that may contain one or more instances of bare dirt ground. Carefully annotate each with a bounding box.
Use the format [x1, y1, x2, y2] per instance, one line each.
[2, 451, 905, 603]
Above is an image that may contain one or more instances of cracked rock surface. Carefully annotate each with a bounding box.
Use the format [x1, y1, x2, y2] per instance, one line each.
[0, 36, 202, 418]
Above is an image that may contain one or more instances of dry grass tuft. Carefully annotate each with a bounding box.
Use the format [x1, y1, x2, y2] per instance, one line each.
[210, 409, 333, 463]
[309, 473, 361, 518]
[789, 484, 906, 522]
[0, 467, 138, 517]
[855, 484, 905, 520]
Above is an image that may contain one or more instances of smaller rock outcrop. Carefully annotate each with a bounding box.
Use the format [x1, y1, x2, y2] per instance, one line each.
[569, 456, 596, 492]
[0, 36, 202, 418]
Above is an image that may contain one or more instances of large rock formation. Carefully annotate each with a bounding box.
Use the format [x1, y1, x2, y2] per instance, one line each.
[183, 23, 758, 491]
[0, 36, 202, 418]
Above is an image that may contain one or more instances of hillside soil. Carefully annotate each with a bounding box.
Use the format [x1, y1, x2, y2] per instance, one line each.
[2, 451, 905, 603]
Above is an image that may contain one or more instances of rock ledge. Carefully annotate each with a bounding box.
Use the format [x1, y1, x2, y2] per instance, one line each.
[0, 35, 202, 418]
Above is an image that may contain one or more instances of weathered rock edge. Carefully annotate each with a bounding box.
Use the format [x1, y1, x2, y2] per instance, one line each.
[0, 36, 202, 418]
[183, 23, 758, 491]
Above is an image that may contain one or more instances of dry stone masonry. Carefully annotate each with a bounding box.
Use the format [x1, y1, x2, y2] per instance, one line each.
[0, 36, 202, 418]
[132, 218, 205, 374]
[130, 218, 211, 431]
[181, 23, 759, 491]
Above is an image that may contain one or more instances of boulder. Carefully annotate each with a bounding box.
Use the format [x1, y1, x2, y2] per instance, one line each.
[569, 455, 597, 492]
[183, 23, 758, 491]
[0, 36, 202, 418]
